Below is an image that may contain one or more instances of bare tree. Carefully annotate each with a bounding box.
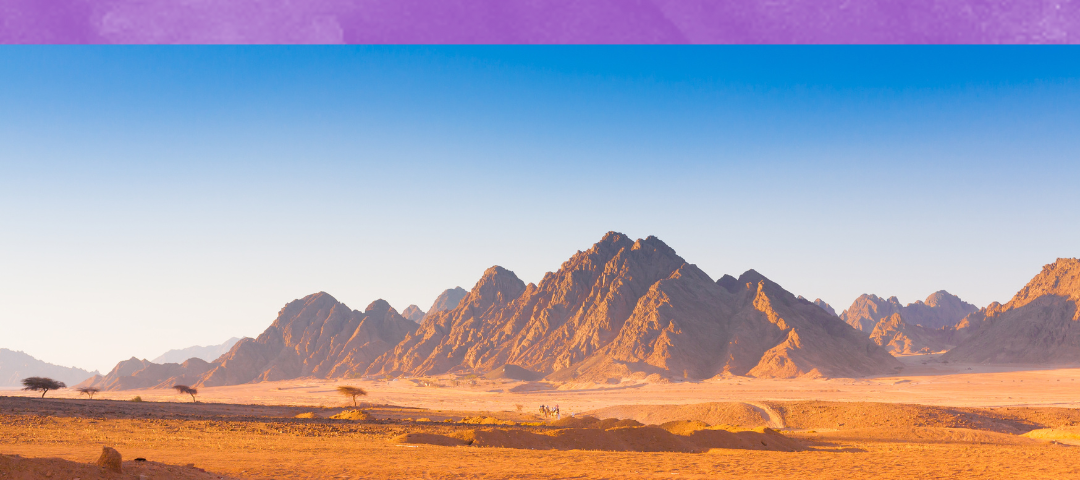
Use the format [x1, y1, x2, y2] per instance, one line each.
[173, 385, 198, 403]
[77, 387, 100, 400]
[336, 385, 367, 407]
[21, 377, 65, 398]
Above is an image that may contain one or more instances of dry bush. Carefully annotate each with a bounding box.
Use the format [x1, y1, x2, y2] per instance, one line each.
[336, 386, 367, 407]
[21, 377, 65, 398]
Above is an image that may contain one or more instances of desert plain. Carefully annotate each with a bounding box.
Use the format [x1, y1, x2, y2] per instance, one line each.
[3, 354, 1080, 479]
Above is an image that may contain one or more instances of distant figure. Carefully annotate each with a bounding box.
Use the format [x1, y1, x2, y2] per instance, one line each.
[554, 404, 560, 420]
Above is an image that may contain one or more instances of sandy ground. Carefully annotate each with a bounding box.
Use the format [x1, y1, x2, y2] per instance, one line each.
[3, 357, 1080, 479]
[9, 356, 1079, 414]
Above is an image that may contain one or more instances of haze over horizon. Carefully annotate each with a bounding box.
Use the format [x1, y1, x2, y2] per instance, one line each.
[1, 46, 1078, 373]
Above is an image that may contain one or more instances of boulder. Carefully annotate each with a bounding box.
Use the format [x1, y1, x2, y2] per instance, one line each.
[95, 446, 121, 473]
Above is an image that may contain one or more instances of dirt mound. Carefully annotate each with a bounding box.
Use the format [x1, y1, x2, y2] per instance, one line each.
[443, 425, 803, 453]
[330, 409, 370, 421]
[0, 453, 236, 479]
[548, 415, 642, 429]
[585, 402, 768, 428]
[459, 416, 515, 425]
[294, 412, 319, 419]
[1023, 426, 1080, 445]
[768, 401, 1080, 434]
[659, 420, 712, 435]
[391, 432, 469, 446]
[809, 427, 1041, 445]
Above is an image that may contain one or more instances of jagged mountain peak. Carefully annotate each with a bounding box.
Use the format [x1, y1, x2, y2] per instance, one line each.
[924, 290, 958, 307]
[717, 274, 740, 293]
[364, 299, 394, 315]
[401, 305, 425, 322]
[466, 266, 527, 308]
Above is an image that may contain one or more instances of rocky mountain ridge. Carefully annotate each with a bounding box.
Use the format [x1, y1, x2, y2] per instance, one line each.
[85, 232, 902, 390]
[943, 258, 1080, 363]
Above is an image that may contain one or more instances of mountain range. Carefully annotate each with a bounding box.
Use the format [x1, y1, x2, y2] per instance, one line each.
[81, 233, 899, 390]
[78, 233, 1080, 391]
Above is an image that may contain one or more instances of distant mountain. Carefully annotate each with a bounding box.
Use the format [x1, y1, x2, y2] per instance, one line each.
[799, 296, 837, 316]
[943, 258, 1080, 363]
[841, 291, 977, 332]
[425, 287, 467, 318]
[0, 349, 98, 387]
[151, 337, 241, 364]
[401, 305, 425, 323]
[369, 232, 898, 381]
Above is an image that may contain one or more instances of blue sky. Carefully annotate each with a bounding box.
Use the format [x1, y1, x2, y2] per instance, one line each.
[1, 46, 1078, 372]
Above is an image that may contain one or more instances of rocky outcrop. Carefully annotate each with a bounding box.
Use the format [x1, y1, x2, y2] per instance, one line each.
[868, 313, 957, 355]
[401, 305, 425, 323]
[195, 294, 417, 387]
[841, 291, 976, 333]
[368, 232, 899, 381]
[95, 447, 122, 473]
[943, 258, 1080, 364]
[0, 349, 97, 387]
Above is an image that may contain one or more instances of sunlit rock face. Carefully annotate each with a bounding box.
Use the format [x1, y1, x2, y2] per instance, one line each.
[194, 294, 417, 387]
[368, 232, 899, 382]
[944, 258, 1080, 364]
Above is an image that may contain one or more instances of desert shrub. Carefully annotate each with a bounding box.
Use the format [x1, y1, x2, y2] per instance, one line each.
[21, 377, 65, 398]
[76, 387, 100, 399]
[336, 386, 367, 407]
[172, 385, 198, 403]
[130, 396, 143, 402]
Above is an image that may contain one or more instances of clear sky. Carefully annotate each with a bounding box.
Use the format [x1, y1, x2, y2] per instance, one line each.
[1, 46, 1078, 373]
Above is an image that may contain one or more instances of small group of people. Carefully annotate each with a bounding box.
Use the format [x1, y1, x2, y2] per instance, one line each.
[539, 404, 560, 419]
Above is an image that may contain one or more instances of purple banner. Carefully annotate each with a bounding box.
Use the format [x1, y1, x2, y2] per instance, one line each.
[1, 0, 1077, 44]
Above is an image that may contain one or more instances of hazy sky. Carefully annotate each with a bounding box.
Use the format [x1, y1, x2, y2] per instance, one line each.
[2, 47, 1078, 372]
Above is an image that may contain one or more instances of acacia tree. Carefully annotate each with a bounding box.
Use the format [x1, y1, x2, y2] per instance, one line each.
[77, 387, 100, 400]
[173, 385, 198, 403]
[22, 377, 65, 398]
[337, 385, 367, 407]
